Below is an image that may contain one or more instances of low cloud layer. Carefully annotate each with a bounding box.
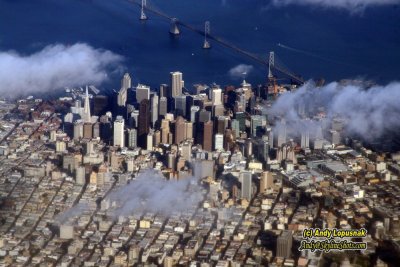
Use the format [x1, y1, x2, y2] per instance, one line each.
[271, 0, 400, 10]
[269, 81, 400, 141]
[229, 64, 254, 79]
[0, 43, 123, 96]
[56, 169, 204, 224]
[105, 170, 203, 217]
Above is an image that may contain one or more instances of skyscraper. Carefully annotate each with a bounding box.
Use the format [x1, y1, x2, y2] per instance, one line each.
[158, 97, 168, 116]
[276, 230, 293, 258]
[73, 120, 84, 140]
[275, 123, 287, 148]
[217, 116, 229, 134]
[113, 116, 125, 148]
[231, 119, 240, 138]
[190, 106, 200, 123]
[202, 121, 213, 152]
[214, 134, 224, 150]
[93, 95, 108, 116]
[159, 84, 169, 98]
[82, 86, 91, 123]
[170, 71, 183, 98]
[184, 121, 193, 140]
[211, 87, 223, 106]
[150, 93, 159, 127]
[121, 73, 132, 91]
[138, 99, 150, 148]
[159, 97, 168, 117]
[117, 87, 128, 107]
[175, 95, 187, 118]
[260, 171, 273, 192]
[174, 116, 186, 144]
[127, 128, 137, 148]
[251, 115, 266, 137]
[240, 171, 252, 201]
[136, 84, 150, 104]
[301, 130, 310, 149]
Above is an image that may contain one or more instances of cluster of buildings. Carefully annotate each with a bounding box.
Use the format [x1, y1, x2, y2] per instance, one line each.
[0, 72, 399, 267]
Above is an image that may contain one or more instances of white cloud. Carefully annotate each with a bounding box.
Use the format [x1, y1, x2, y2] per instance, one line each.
[0, 43, 123, 96]
[228, 64, 254, 79]
[271, 0, 400, 10]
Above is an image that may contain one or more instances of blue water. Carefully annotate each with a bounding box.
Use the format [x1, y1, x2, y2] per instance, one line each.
[0, 0, 399, 90]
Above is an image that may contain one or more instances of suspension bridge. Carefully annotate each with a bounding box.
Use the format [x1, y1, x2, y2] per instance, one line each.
[129, 0, 305, 85]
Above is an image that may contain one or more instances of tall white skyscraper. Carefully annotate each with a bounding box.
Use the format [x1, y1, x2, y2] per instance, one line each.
[121, 73, 132, 91]
[118, 73, 131, 107]
[170, 71, 183, 98]
[211, 87, 223, 106]
[151, 94, 159, 127]
[113, 116, 125, 148]
[214, 134, 224, 150]
[83, 86, 91, 123]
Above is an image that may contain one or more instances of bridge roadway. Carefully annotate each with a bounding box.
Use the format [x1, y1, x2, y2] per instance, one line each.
[129, 0, 305, 85]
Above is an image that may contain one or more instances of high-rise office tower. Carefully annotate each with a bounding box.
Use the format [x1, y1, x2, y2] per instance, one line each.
[190, 106, 200, 123]
[167, 152, 176, 171]
[159, 84, 169, 98]
[121, 73, 132, 91]
[217, 116, 229, 134]
[276, 231, 293, 258]
[93, 122, 100, 138]
[301, 130, 310, 148]
[73, 120, 84, 140]
[199, 109, 211, 123]
[93, 95, 108, 116]
[127, 128, 137, 148]
[82, 86, 91, 123]
[99, 116, 112, 143]
[240, 171, 252, 201]
[147, 131, 154, 150]
[214, 134, 224, 150]
[170, 71, 183, 98]
[161, 119, 170, 144]
[235, 112, 246, 132]
[330, 130, 341, 145]
[138, 99, 150, 148]
[151, 94, 159, 127]
[117, 87, 128, 107]
[174, 116, 186, 144]
[231, 119, 240, 138]
[212, 87, 223, 106]
[251, 115, 266, 137]
[159, 97, 168, 117]
[129, 110, 139, 128]
[181, 141, 192, 161]
[113, 116, 125, 148]
[154, 130, 161, 146]
[213, 104, 225, 117]
[118, 73, 131, 108]
[260, 171, 273, 192]
[184, 121, 193, 140]
[275, 123, 287, 148]
[136, 84, 150, 104]
[175, 95, 187, 118]
[202, 121, 213, 152]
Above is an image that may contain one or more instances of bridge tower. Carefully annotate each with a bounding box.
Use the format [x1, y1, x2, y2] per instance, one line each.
[267, 51, 278, 97]
[203, 21, 211, 49]
[140, 0, 148, 20]
[169, 18, 180, 35]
